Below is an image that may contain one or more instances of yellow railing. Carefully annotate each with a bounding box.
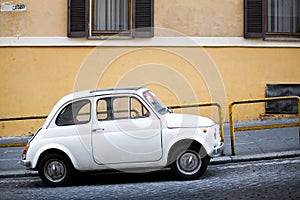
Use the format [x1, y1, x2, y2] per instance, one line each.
[0, 115, 47, 122]
[229, 96, 300, 156]
[2, 97, 300, 153]
[0, 115, 47, 148]
[167, 102, 224, 143]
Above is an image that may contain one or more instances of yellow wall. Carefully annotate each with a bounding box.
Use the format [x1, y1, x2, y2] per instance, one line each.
[155, 0, 243, 36]
[0, 47, 91, 136]
[0, 0, 67, 37]
[206, 47, 300, 120]
[0, 47, 299, 136]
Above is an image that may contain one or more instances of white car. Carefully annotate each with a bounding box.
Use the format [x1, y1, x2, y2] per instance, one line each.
[21, 87, 224, 186]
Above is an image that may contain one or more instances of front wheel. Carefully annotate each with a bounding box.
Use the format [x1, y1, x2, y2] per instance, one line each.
[38, 153, 74, 187]
[170, 146, 209, 180]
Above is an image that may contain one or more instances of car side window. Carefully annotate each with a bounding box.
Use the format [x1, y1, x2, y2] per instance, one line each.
[97, 96, 150, 121]
[97, 99, 109, 121]
[112, 97, 150, 120]
[130, 97, 150, 118]
[113, 97, 130, 119]
[56, 100, 91, 126]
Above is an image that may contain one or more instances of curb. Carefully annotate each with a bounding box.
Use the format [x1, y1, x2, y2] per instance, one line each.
[210, 150, 300, 165]
[0, 170, 38, 178]
[0, 136, 30, 148]
[0, 142, 27, 148]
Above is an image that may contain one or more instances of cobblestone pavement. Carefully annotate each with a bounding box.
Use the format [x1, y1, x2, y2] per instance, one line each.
[1, 157, 300, 200]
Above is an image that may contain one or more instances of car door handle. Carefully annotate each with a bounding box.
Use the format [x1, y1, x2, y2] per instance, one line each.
[92, 128, 104, 132]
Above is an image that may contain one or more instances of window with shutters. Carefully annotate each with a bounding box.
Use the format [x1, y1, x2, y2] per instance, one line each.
[68, 0, 154, 38]
[244, 0, 300, 39]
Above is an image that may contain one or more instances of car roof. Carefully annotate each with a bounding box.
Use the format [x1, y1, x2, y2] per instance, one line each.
[89, 87, 143, 94]
[63, 87, 146, 102]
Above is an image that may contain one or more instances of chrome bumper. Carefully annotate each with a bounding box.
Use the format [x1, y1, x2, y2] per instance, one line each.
[21, 160, 31, 168]
[211, 142, 225, 157]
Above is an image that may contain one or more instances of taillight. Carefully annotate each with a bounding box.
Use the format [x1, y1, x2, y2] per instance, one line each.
[22, 143, 29, 160]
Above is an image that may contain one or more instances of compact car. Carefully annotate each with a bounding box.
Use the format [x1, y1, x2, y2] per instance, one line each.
[22, 87, 224, 186]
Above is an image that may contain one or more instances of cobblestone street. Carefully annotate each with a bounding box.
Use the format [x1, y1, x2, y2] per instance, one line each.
[1, 157, 300, 199]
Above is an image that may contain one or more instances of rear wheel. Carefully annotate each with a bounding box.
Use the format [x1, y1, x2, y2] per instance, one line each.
[38, 153, 74, 187]
[170, 145, 209, 180]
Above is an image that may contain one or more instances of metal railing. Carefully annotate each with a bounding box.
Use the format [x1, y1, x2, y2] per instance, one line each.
[167, 102, 224, 143]
[0, 115, 47, 122]
[229, 96, 300, 156]
[0, 115, 47, 148]
[2, 97, 300, 153]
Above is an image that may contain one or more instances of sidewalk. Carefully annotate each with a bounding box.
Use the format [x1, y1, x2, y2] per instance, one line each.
[213, 118, 300, 163]
[1, 118, 300, 178]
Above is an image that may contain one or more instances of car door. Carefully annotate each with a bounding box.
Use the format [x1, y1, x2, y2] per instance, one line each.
[92, 95, 162, 165]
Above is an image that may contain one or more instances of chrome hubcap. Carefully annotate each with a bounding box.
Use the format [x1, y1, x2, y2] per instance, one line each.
[177, 151, 201, 175]
[44, 160, 66, 182]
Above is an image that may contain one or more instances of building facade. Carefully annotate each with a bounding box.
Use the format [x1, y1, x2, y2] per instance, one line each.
[0, 0, 299, 136]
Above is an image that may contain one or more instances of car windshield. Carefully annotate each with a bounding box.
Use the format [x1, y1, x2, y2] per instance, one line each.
[143, 90, 168, 115]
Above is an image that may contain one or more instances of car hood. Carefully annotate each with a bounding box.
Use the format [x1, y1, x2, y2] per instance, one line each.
[165, 113, 215, 128]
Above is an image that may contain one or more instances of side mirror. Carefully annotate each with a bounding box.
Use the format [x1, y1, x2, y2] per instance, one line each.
[168, 109, 173, 113]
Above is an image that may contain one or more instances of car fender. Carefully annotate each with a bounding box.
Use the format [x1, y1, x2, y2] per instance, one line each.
[31, 143, 79, 170]
[162, 128, 213, 165]
[168, 135, 211, 153]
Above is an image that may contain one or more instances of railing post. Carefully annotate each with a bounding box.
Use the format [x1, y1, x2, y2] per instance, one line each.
[216, 104, 225, 156]
[298, 98, 300, 149]
[229, 103, 236, 156]
[218, 104, 224, 143]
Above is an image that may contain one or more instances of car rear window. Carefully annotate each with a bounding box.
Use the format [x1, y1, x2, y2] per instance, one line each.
[56, 99, 91, 126]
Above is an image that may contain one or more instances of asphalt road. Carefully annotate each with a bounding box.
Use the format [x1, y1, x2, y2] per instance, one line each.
[0, 156, 300, 200]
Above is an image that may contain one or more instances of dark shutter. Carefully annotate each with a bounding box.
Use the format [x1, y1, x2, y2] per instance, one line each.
[132, 0, 154, 38]
[244, 0, 264, 38]
[68, 0, 89, 37]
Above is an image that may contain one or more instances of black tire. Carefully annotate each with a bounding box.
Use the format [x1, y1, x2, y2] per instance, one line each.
[170, 145, 209, 180]
[38, 153, 74, 187]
